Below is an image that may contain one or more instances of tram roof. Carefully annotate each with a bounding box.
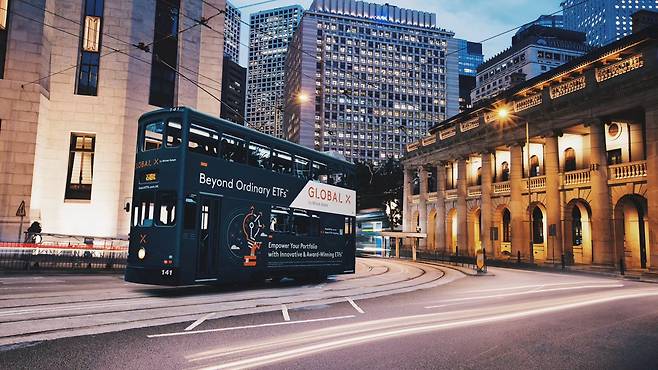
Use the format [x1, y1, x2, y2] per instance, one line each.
[139, 106, 354, 168]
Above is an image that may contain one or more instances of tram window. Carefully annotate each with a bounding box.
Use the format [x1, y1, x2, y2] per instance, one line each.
[248, 142, 271, 169]
[294, 156, 310, 179]
[309, 214, 321, 236]
[143, 121, 164, 151]
[137, 192, 156, 226]
[272, 150, 293, 175]
[270, 207, 290, 233]
[312, 162, 328, 183]
[189, 124, 219, 156]
[183, 196, 197, 230]
[292, 210, 309, 236]
[220, 133, 247, 163]
[165, 120, 182, 147]
[327, 167, 347, 186]
[156, 191, 176, 226]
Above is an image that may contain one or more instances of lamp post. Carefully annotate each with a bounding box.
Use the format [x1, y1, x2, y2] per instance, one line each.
[496, 107, 533, 263]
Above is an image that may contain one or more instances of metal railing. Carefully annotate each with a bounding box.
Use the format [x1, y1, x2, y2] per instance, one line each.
[0, 242, 128, 271]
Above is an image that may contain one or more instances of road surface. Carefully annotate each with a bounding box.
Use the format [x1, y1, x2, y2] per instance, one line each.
[1, 258, 658, 369]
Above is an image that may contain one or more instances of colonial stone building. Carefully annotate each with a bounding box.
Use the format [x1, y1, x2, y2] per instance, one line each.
[402, 21, 658, 271]
[0, 0, 225, 241]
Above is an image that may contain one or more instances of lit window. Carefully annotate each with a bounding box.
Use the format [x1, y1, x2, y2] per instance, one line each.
[82, 16, 101, 52]
[65, 133, 95, 200]
[0, 0, 7, 30]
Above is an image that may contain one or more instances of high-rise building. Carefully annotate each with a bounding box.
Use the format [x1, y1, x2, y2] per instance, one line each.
[472, 26, 590, 104]
[516, 14, 564, 36]
[223, 1, 241, 63]
[561, 0, 658, 46]
[456, 39, 483, 112]
[284, 0, 459, 164]
[0, 0, 225, 241]
[220, 56, 247, 124]
[246, 5, 303, 138]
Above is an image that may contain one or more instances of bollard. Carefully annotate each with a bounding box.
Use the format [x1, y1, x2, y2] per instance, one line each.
[561, 254, 565, 270]
[620, 258, 625, 276]
[517, 250, 521, 263]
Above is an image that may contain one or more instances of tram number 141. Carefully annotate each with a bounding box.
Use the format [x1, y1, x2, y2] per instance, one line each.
[161, 269, 173, 276]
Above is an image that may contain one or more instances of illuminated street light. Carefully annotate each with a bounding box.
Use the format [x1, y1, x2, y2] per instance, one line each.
[497, 107, 509, 119]
[297, 92, 310, 103]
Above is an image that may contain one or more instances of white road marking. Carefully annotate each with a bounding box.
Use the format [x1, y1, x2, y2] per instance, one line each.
[281, 305, 290, 321]
[424, 304, 447, 309]
[185, 313, 216, 331]
[148, 315, 356, 338]
[346, 297, 365, 314]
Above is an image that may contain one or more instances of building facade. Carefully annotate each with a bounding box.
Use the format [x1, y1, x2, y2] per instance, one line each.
[516, 14, 564, 36]
[472, 26, 590, 104]
[283, 0, 459, 164]
[562, 0, 658, 46]
[223, 1, 241, 63]
[220, 56, 247, 124]
[456, 39, 483, 112]
[402, 24, 658, 271]
[0, 0, 225, 241]
[246, 5, 303, 138]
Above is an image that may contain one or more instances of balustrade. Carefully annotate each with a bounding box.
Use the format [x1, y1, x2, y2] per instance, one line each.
[608, 160, 647, 180]
[525, 175, 546, 191]
[564, 169, 590, 186]
[467, 185, 482, 197]
[445, 189, 458, 199]
[493, 181, 511, 194]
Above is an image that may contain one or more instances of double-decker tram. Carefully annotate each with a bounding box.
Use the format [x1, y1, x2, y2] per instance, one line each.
[125, 107, 356, 285]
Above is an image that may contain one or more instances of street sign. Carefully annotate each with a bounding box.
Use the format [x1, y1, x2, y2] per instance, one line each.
[15, 200, 25, 217]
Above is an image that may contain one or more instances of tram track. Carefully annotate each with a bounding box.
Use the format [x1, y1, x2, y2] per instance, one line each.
[0, 258, 459, 346]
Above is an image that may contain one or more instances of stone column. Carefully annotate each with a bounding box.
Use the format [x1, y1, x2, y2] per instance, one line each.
[645, 106, 658, 271]
[402, 167, 413, 232]
[480, 152, 494, 257]
[589, 120, 614, 265]
[509, 144, 527, 259]
[457, 158, 469, 256]
[544, 135, 563, 264]
[418, 166, 428, 248]
[435, 162, 447, 253]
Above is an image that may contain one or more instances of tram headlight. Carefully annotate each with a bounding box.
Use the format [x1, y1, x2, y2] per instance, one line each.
[138, 247, 146, 260]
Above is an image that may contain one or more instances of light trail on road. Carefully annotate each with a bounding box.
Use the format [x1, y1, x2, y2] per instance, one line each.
[189, 288, 658, 370]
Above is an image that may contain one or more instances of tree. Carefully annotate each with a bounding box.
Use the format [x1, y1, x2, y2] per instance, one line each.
[355, 158, 403, 229]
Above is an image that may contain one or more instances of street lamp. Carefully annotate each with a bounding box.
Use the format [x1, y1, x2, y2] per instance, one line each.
[496, 106, 534, 264]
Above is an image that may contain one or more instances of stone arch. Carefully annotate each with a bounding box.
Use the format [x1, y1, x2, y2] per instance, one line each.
[493, 204, 512, 257]
[446, 208, 458, 254]
[565, 199, 593, 265]
[614, 194, 650, 269]
[527, 202, 548, 261]
[427, 208, 437, 250]
[468, 207, 482, 254]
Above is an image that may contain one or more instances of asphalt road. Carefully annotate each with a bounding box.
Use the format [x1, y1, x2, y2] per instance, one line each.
[1, 259, 658, 369]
